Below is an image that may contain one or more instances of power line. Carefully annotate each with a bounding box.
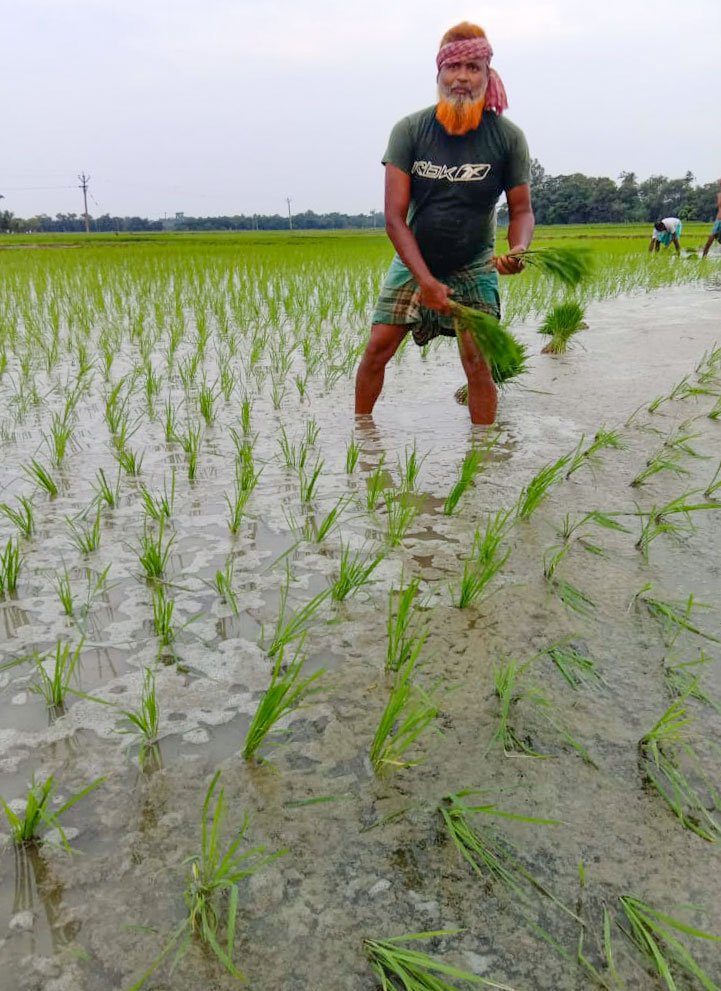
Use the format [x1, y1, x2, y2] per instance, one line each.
[78, 172, 91, 233]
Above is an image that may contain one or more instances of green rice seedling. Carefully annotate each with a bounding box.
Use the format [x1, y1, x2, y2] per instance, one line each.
[370, 646, 438, 775]
[198, 378, 218, 426]
[116, 446, 144, 477]
[538, 300, 587, 354]
[278, 426, 308, 471]
[270, 373, 286, 410]
[552, 578, 596, 618]
[55, 567, 74, 617]
[213, 557, 238, 614]
[633, 584, 720, 646]
[178, 421, 202, 481]
[451, 303, 528, 385]
[0, 537, 22, 596]
[140, 470, 176, 522]
[364, 930, 516, 991]
[92, 468, 121, 510]
[634, 491, 718, 560]
[366, 455, 388, 511]
[441, 791, 575, 947]
[493, 659, 546, 758]
[565, 429, 624, 478]
[663, 425, 706, 460]
[0, 495, 34, 538]
[240, 394, 253, 435]
[152, 585, 176, 649]
[127, 771, 286, 991]
[543, 642, 601, 689]
[705, 459, 721, 499]
[345, 435, 360, 473]
[398, 442, 425, 492]
[305, 495, 351, 544]
[443, 446, 486, 515]
[305, 417, 320, 447]
[163, 397, 178, 442]
[518, 245, 593, 287]
[139, 518, 175, 581]
[219, 362, 236, 403]
[387, 574, 424, 672]
[328, 542, 383, 602]
[298, 457, 324, 504]
[294, 371, 308, 399]
[264, 571, 330, 658]
[618, 894, 720, 990]
[664, 653, 721, 713]
[144, 362, 162, 411]
[118, 667, 160, 769]
[225, 481, 252, 535]
[668, 373, 718, 403]
[66, 508, 102, 556]
[29, 639, 82, 710]
[22, 459, 58, 497]
[639, 695, 721, 841]
[1, 774, 104, 849]
[514, 453, 572, 520]
[243, 638, 325, 762]
[383, 491, 417, 547]
[453, 514, 511, 608]
[708, 395, 721, 420]
[46, 410, 73, 467]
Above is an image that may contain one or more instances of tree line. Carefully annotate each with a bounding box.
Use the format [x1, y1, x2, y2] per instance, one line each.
[1, 164, 718, 234]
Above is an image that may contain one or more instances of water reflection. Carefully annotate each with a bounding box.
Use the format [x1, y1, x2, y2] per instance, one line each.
[13, 843, 80, 952]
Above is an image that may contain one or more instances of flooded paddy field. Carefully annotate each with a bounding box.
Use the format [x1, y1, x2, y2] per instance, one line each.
[0, 233, 720, 990]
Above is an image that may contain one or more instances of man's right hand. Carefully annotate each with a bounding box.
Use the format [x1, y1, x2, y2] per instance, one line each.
[419, 277, 453, 314]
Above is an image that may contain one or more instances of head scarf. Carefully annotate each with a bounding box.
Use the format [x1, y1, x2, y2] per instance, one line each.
[436, 37, 508, 115]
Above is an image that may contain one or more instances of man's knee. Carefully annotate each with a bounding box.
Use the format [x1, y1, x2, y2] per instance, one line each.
[363, 325, 405, 369]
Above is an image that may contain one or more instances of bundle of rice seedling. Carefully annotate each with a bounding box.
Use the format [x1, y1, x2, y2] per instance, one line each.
[517, 245, 592, 287]
[537, 300, 588, 354]
[451, 303, 528, 404]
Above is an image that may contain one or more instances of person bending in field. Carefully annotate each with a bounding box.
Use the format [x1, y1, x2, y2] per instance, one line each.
[648, 217, 682, 255]
[354, 21, 534, 426]
[702, 180, 721, 258]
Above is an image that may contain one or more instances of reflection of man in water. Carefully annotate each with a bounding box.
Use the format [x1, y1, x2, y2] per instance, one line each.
[702, 180, 721, 258]
[648, 217, 682, 255]
[354, 21, 534, 426]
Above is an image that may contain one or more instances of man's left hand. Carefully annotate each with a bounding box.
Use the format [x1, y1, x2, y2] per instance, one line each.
[493, 246, 526, 276]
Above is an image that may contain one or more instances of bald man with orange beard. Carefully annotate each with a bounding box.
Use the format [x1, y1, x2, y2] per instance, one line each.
[355, 21, 534, 425]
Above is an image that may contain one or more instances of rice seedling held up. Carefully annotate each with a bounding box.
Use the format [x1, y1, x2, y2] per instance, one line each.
[1, 774, 104, 849]
[450, 303, 528, 386]
[127, 771, 286, 991]
[364, 930, 518, 991]
[243, 637, 325, 762]
[328, 542, 383, 602]
[118, 667, 161, 769]
[538, 300, 587, 354]
[618, 894, 720, 990]
[517, 245, 593, 287]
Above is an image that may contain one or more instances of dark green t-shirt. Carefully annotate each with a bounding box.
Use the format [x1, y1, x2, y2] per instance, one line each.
[382, 106, 530, 276]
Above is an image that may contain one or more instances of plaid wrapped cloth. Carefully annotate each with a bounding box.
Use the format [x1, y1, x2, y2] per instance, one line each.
[372, 255, 501, 347]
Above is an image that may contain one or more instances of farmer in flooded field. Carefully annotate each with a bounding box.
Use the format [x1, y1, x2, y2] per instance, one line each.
[702, 180, 721, 258]
[354, 21, 534, 426]
[648, 217, 682, 255]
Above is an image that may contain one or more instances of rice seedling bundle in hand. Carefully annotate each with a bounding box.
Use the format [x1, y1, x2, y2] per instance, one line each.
[517, 245, 593, 287]
[450, 303, 528, 387]
[537, 300, 588, 354]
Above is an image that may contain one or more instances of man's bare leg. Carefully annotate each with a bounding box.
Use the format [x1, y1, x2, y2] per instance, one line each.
[457, 329, 497, 425]
[355, 323, 408, 415]
[702, 235, 715, 258]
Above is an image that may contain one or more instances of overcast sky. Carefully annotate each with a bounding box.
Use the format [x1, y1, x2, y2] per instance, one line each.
[3, 0, 719, 219]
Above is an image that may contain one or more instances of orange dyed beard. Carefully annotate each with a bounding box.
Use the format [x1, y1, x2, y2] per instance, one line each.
[435, 97, 485, 136]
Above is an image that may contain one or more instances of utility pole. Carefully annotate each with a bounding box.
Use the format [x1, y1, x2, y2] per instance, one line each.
[286, 196, 293, 231]
[78, 173, 91, 233]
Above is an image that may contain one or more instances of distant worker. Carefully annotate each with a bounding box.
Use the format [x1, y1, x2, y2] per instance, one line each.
[354, 21, 534, 426]
[649, 217, 682, 255]
[702, 180, 721, 258]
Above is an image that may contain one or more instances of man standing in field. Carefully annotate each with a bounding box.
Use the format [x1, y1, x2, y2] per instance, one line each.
[648, 217, 682, 255]
[702, 180, 721, 258]
[354, 21, 534, 426]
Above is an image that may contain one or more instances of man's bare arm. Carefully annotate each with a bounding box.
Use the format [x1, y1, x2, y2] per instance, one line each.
[495, 184, 534, 275]
[384, 164, 452, 313]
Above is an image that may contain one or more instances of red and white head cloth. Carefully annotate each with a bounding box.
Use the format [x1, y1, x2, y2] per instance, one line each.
[436, 37, 508, 115]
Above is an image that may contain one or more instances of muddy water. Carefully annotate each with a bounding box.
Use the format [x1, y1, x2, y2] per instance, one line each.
[1, 279, 721, 990]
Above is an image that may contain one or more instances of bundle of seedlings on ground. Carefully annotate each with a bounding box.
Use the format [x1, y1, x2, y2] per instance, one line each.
[1, 773, 104, 849]
[117, 667, 161, 770]
[514, 453, 571, 521]
[450, 302, 528, 387]
[537, 300, 587, 354]
[638, 694, 721, 841]
[364, 930, 518, 991]
[516, 245, 593, 287]
[632, 583, 720, 646]
[565, 429, 624, 478]
[370, 644, 439, 775]
[441, 790, 576, 951]
[453, 510, 511, 608]
[618, 894, 720, 990]
[443, 434, 499, 515]
[493, 658, 596, 765]
[243, 636, 324, 763]
[128, 771, 286, 991]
